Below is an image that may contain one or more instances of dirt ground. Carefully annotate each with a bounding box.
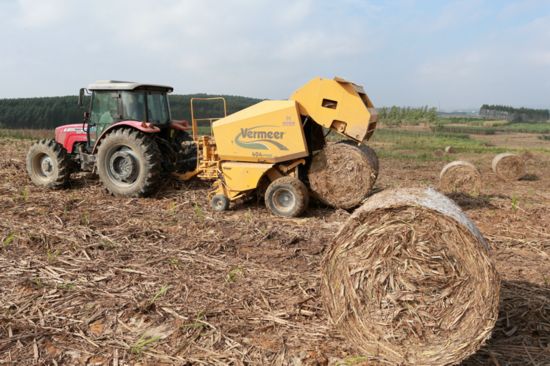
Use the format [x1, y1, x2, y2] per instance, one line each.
[0, 138, 549, 365]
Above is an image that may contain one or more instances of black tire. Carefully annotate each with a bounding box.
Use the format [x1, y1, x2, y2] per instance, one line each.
[211, 194, 230, 212]
[265, 176, 308, 217]
[96, 128, 162, 197]
[26, 139, 71, 189]
[174, 130, 198, 173]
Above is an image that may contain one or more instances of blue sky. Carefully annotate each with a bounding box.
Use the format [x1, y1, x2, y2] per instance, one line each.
[0, 0, 549, 110]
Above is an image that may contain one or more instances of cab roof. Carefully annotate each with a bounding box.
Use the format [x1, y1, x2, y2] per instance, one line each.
[87, 80, 173, 92]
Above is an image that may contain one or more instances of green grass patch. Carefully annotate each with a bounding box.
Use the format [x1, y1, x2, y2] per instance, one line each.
[376, 129, 470, 140]
[149, 285, 170, 305]
[2, 232, 15, 248]
[436, 116, 486, 125]
[226, 266, 244, 283]
[370, 128, 506, 161]
[496, 122, 550, 134]
[432, 120, 550, 134]
[130, 334, 161, 355]
[337, 355, 370, 365]
[431, 125, 496, 135]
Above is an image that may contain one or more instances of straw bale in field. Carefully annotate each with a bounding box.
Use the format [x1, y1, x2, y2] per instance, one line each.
[308, 142, 377, 209]
[439, 160, 482, 196]
[321, 188, 500, 365]
[492, 153, 525, 181]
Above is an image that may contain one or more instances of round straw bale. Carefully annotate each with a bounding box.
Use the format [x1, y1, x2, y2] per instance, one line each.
[439, 160, 482, 196]
[444, 145, 455, 153]
[321, 188, 499, 366]
[338, 140, 380, 180]
[492, 153, 525, 181]
[308, 142, 377, 209]
[520, 150, 534, 162]
[357, 143, 379, 180]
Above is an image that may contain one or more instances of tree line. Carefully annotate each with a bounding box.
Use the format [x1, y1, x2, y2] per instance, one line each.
[480, 104, 549, 122]
[377, 106, 438, 126]
[0, 94, 261, 129]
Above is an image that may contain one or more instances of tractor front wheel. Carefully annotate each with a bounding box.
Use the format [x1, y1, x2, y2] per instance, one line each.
[97, 128, 162, 197]
[265, 176, 308, 217]
[26, 139, 71, 189]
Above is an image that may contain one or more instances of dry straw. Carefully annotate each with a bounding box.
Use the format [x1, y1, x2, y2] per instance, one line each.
[492, 153, 525, 181]
[333, 140, 380, 179]
[321, 188, 500, 365]
[439, 160, 482, 196]
[308, 142, 377, 209]
[358, 143, 379, 180]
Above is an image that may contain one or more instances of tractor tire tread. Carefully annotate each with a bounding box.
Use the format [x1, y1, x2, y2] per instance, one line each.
[26, 139, 71, 189]
[97, 128, 162, 197]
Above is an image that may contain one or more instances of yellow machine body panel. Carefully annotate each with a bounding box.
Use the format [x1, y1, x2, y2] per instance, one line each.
[212, 100, 308, 163]
[290, 77, 378, 142]
[219, 161, 273, 198]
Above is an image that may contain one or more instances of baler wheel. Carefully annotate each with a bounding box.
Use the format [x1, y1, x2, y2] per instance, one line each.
[265, 176, 308, 217]
[211, 194, 230, 212]
[26, 139, 71, 189]
[97, 128, 162, 197]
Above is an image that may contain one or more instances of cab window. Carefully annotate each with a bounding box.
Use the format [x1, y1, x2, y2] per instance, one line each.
[121, 92, 146, 121]
[90, 92, 119, 126]
[147, 92, 170, 124]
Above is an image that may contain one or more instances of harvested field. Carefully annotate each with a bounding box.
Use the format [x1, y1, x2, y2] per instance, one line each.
[1, 137, 549, 365]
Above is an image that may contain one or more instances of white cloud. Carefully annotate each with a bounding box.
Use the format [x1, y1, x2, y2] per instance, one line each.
[418, 51, 484, 80]
[275, 0, 313, 24]
[16, 0, 72, 28]
[527, 51, 550, 66]
[61, 0, 375, 97]
[427, 0, 484, 32]
[277, 32, 364, 67]
[1, 0, 549, 109]
[412, 13, 550, 109]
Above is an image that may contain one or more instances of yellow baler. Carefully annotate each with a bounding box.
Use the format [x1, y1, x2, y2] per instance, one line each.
[290, 76, 378, 142]
[204, 77, 378, 216]
[212, 100, 308, 163]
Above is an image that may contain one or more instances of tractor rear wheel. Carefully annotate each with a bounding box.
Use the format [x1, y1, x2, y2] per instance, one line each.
[26, 139, 71, 189]
[97, 128, 162, 197]
[265, 176, 308, 217]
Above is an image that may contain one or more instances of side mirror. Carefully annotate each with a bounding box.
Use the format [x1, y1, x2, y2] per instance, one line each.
[78, 88, 85, 107]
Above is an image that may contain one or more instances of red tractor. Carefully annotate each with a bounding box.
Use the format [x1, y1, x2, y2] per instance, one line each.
[26, 80, 195, 196]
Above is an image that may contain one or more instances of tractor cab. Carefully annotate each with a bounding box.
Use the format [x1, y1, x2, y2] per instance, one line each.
[79, 80, 174, 143]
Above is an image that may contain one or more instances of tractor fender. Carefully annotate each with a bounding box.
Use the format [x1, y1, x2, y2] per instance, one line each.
[92, 121, 161, 153]
[170, 119, 191, 131]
